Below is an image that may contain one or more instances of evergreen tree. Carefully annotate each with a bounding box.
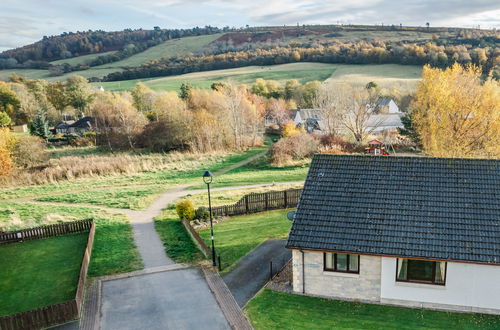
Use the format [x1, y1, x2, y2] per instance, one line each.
[179, 83, 192, 100]
[0, 112, 11, 127]
[29, 109, 50, 140]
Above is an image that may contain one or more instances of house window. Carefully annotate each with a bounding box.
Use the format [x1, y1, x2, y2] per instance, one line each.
[396, 258, 446, 285]
[324, 253, 359, 273]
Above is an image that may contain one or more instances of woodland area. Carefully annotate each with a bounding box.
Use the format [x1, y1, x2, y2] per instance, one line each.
[104, 40, 499, 81]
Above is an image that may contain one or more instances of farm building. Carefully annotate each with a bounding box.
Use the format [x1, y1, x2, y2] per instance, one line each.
[287, 154, 500, 315]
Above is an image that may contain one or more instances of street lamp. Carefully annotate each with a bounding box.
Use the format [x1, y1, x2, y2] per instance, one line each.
[203, 170, 216, 267]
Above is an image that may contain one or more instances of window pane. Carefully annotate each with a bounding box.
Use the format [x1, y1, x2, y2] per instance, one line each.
[407, 260, 434, 282]
[349, 254, 359, 272]
[336, 254, 347, 271]
[397, 259, 408, 280]
[434, 262, 446, 283]
[325, 253, 333, 270]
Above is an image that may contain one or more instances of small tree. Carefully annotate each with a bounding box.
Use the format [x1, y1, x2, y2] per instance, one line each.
[29, 109, 50, 140]
[195, 206, 210, 221]
[0, 112, 11, 127]
[12, 135, 48, 168]
[179, 83, 192, 100]
[176, 200, 195, 221]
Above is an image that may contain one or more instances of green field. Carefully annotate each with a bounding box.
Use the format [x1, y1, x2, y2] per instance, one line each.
[0, 34, 222, 82]
[37, 185, 167, 210]
[326, 63, 422, 90]
[95, 62, 422, 92]
[0, 233, 87, 316]
[198, 209, 292, 272]
[50, 51, 117, 66]
[245, 290, 500, 330]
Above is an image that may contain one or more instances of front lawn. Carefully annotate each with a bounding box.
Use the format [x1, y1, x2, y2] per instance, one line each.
[0, 233, 88, 316]
[0, 202, 142, 277]
[197, 209, 292, 273]
[245, 290, 500, 330]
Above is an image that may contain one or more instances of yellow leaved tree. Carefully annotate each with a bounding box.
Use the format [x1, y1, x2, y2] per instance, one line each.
[412, 63, 500, 158]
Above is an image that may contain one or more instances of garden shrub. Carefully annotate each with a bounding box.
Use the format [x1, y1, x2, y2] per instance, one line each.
[195, 206, 209, 221]
[12, 135, 48, 168]
[176, 200, 195, 221]
[270, 133, 319, 166]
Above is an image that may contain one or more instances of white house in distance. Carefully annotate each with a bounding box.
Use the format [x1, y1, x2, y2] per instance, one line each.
[287, 154, 500, 315]
[288, 98, 403, 134]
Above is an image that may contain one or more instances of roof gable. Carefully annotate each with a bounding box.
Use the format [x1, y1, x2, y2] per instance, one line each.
[286, 155, 500, 265]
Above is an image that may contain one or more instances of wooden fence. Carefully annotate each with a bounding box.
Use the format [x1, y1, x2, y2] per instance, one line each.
[211, 188, 302, 217]
[0, 220, 95, 330]
[0, 219, 93, 244]
[182, 218, 211, 258]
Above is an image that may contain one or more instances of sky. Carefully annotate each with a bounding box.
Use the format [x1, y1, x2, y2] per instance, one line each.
[1, 0, 499, 52]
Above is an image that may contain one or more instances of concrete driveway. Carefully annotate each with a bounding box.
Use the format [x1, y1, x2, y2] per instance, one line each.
[100, 268, 230, 330]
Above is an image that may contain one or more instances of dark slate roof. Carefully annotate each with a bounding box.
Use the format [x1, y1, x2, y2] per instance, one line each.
[286, 154, 500, 265]
[70, 117, 95, 129]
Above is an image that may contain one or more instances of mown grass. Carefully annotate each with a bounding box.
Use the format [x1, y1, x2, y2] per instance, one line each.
[245, 290, 500, 330]
[188, 156, 309, 190]
[96, 62, 338, 92]
[154, 207, 205, 264]
[0, 232, 88, 316]
[197, 209, 292, 273]
[0, 202, 142, 277]
[37, 185, 166, 210]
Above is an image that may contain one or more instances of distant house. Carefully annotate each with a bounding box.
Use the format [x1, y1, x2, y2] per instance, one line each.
[68, 117, 96, 135]
[54, 121, 75, 134]
[12, 124, 28, 133]
[287, 155, 500, 315]
[375, 98, 400, 114]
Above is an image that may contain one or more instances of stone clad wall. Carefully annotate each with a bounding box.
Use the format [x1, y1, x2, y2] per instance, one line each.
[292, 250, 381, 302]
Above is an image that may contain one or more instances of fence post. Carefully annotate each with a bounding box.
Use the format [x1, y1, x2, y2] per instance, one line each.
[245, 195, 249, 214]
[284, 190, 288, 208]
[269, 261, 273, 281]
[265, 193, 269, 210]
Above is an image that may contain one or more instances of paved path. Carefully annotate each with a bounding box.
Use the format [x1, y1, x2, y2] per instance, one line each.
[223, 239, 292, 307]
[101, 268, 230, 330]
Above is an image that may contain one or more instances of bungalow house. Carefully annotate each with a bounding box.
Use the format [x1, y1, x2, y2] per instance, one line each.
[375, 98, 400, 114]
[287, 154, 500, 315]
[54, 120, 75, 134]
[68, 117, 96, 135]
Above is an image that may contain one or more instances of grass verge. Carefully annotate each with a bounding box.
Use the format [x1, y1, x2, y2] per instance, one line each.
[0, 233, 88, 316]
[154, 208, 205, 263]
[245, 289, 500, 330]
[197, 209, 292, 273]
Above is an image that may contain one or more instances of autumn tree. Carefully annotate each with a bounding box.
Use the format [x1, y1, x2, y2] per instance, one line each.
[0, 82, 21, 120]
[313, 83, 352, 136]
[131, 83, 155, 116]
[412, 64, 500, 158]
[342, 86, 382, 143]
[66, 75, 94, 117]
[0, 112, 11, 127]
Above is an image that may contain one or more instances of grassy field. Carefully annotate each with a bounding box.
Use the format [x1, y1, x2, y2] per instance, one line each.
[37, 185, 167, 210]
[94, 62, 339, 91]
[0, 202, 142, 276]
[0, 146, 268, 201]
[0, 232, 88, 316]
[0, 34, 222, 82]
[50, 51, 117, 66]
[198, 209, 292, 272]
[95, 62, 422, 92]
[188, 157, 308, 190]
[245, 290, 500, 330]
[326, 63, 422, 90]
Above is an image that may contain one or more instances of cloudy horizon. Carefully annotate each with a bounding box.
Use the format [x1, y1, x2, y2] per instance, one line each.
[1, 0, 499, 52]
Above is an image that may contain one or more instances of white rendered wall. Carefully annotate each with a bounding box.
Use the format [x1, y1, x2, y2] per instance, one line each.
[380, 257, 500, 312]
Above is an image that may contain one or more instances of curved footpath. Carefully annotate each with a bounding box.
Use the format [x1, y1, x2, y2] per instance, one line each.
[45, 150, 303, 330]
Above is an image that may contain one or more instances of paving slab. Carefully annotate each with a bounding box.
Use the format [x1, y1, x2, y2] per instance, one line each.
[100, 268, 230, 330]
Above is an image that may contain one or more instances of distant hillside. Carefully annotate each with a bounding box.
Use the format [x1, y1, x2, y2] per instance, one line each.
[0, 24, 498, 83]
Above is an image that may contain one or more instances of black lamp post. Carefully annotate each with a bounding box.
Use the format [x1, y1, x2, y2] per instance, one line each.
[203, 170, 216, 267]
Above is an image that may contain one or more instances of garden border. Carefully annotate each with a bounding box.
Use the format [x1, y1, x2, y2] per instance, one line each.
[0, 219, 95, 330]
